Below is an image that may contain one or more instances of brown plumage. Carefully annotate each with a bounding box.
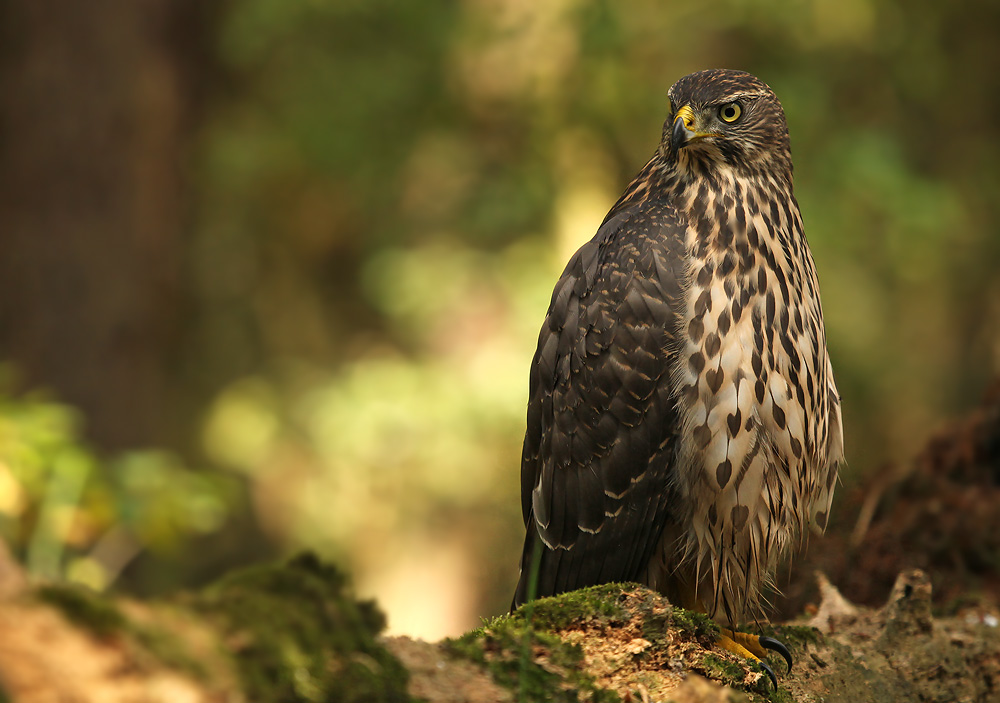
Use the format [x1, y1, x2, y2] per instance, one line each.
[513, 69, 844, 627]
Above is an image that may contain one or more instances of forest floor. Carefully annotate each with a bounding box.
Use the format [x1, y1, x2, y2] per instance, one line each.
[0, 554, 997, 702]
[0, 383, 998, 702]
[387, 568, 1000, 702]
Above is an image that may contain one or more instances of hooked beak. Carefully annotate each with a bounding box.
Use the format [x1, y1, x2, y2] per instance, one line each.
[671, 104, 716, 150]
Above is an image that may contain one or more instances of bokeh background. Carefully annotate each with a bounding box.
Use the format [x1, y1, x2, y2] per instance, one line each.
[0, 0, 998, 640]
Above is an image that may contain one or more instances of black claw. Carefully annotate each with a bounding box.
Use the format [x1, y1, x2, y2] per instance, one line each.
[757, 657, 778, 690]
[759, 635, 793, 673]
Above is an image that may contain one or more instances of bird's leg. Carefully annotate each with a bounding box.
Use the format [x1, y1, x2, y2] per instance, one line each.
[682, 594, 791, 689]
[716, 628, 791, 689]
[720, 628, 791, 667]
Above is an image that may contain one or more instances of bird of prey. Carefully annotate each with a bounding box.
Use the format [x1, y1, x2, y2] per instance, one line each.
[512, 69, 844, 680]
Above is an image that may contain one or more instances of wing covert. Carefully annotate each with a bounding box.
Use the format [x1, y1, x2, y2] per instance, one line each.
[514, 199, 688, 607]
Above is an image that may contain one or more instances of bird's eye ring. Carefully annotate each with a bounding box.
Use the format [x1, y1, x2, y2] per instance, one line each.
[719, 102, 742, 123]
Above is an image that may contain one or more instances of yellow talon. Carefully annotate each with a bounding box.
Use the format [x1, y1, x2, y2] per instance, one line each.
[720, 628, 770, 660]
[680, 597, 791, 686]
[714, 628, 791, 689]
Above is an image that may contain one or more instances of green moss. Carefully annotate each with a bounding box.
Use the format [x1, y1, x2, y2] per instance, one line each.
[668, 607, 720, 642]
[510, 582, 633, 631]
[466, 612, 513, 639]
[699, 653, 752, 698]
[37, 584, 127, 639]
[449, 590, 622, 702]
[698, 650, 794, 702]
[457, 584, 812, 702]
[699, 652, 746, 685]
[38, 584, 211, 680]
[198, 552, 410, 703]
[762, 623, 822, 649]
[129, 618, 210, 680]
[766, 686, 795, 703]
[457, 583, 794, 702]
[37, 555, 411, 699]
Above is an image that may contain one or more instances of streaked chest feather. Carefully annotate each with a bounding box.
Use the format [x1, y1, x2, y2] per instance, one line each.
[671, 173, 839, 551]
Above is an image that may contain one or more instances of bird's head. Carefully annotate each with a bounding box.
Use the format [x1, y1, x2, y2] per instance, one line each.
[661, 69, 792, 178]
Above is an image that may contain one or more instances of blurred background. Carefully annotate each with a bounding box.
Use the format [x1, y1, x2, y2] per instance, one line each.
[0, 0, 998, 641]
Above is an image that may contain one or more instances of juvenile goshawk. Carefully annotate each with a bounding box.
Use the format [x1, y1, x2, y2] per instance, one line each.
[513, 69, 844, 674]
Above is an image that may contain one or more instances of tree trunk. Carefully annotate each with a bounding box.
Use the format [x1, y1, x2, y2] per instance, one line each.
[0, 0, 208, 449]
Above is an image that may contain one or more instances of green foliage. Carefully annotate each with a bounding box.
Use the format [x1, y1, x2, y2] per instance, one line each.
[0, 376, 237, 589]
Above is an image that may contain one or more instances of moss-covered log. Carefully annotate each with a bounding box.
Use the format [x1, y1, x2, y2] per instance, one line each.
[0, 551, 998, 702]
[1, 388, 1000, 701]
[0, 553, 411, 702]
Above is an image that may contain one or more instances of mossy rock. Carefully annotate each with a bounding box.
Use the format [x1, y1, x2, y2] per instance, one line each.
[197, 552, 410, 703]
[37, 583, 211, 680]
[448, 622, 620, 702]
[447, 585, 634, 702]
[37, 583, 129, 639]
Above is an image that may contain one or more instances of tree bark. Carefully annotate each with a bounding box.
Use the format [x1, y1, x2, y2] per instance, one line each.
[0, 0, 208, 449]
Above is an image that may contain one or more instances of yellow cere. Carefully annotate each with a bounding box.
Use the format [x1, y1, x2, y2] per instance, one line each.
[674, 105, 696, 130]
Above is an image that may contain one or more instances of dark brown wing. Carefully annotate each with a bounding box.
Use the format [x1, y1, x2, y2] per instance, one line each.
[512, 195, 687, 607]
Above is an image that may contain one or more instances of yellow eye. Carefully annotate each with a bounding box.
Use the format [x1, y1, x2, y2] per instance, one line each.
[719, 102, 742, 123]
